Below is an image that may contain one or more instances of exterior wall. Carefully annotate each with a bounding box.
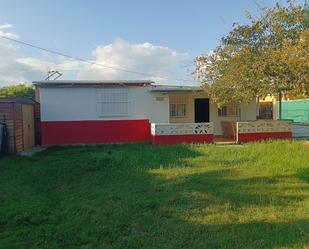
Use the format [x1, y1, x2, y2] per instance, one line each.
[22, 104, 35, 150]
[168, 93, 257, 135]
[211, 99, 258, 135]
[34, 103, 41, 145]
[35, 86, 40, 103]
[210, 103, 237, 135]
[0, 103, 15, 152]
[41, 119, 150, 145]
[39, 86, 169, 145]
[169, 93, 195, 123]
[40, 87, 168, 123]
[14, 104, 24, 152]
[169, 92, 212, 123]
[39, 85, 259, 145]
[240, 99, 259, 121]
[0, 102, 23, 153]
[148, 93, 169, 124]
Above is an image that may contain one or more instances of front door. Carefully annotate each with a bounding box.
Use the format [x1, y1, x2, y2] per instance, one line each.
[194, 98, 210, 123]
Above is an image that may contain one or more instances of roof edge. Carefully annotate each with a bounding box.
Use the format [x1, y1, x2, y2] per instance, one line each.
[33, 80, 154, 87]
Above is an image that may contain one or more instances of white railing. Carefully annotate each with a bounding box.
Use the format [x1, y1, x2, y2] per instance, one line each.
[237, 120, 292, 134]
[151, 122, 214, 136]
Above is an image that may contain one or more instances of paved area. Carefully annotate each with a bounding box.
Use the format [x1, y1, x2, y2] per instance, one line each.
[214, 136, 235, 145]
[293, 124, 309, 139]
[18, 146, 46, 157]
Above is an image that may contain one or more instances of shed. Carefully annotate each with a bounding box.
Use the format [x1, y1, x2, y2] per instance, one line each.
[0, 97, 40, 153]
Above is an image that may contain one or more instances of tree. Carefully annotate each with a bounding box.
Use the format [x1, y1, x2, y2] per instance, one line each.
[196, 1, 309, 106]
[0, 84, 35, 99]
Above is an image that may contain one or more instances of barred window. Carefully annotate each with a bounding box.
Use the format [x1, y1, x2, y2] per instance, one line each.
[170, 103, 186, 117]
[97, 88, 130, 117]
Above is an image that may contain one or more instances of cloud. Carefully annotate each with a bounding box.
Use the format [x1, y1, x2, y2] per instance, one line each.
[0, 24, 13, 29]
[0, 24, 194, 87]
[0, 23, 18, 39]
[77, 39, 190, 82]
[16, 58, 55, 72]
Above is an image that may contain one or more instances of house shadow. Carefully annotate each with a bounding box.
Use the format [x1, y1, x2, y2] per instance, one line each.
[82, 143, 309, 249]
[6, 143, 308, 249]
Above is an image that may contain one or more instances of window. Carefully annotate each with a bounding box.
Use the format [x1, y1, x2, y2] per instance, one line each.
[170, 103, 186, 117]
[97, 88, 130, 117]
[218, 105, 239, 117]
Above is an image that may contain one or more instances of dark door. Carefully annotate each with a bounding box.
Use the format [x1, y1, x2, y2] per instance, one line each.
[195, 98, 210, 123]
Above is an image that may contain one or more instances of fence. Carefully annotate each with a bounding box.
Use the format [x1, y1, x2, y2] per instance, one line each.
[278, 99, 309, 124]
[151, 122, 214, 145]
[236, 120, 292, 144]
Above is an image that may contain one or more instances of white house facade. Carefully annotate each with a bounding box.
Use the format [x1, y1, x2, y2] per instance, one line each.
[34, 80, 291, 146]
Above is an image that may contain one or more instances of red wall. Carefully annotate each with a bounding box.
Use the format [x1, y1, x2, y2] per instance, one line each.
[151, 134, 214, 145]
[237, 132, 292, 144]
[41, 119, 151, 146]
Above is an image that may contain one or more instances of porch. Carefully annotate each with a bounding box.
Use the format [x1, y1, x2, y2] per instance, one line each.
[149, 86, 292, 145]
[150, 85, 258, 136]
[150, 120, 292, 145]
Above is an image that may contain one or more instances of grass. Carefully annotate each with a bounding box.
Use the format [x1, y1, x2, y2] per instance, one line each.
[0, 140, 308, 249]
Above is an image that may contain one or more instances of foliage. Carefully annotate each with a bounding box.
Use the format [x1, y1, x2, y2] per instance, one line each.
[0, 84, 35, 99]
[196, 1, 309, 106]
[0, 141, 309, 248]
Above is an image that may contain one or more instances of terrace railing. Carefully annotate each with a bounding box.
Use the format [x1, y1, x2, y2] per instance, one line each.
[236, 120, 292, 143]
[151, 122, 214, 136]
[237, 120, 292, 134]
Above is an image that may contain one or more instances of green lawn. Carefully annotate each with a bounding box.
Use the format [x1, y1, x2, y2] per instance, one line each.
[0, 141, 308, 249]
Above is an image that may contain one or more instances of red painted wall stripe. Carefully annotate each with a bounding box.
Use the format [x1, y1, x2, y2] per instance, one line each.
[151, 134, 214, 145]
[41, 120, 150, 146]
[237, 132, 292, 144]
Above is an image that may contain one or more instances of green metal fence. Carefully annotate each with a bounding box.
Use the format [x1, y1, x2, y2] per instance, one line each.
[277, 99, 309, 124]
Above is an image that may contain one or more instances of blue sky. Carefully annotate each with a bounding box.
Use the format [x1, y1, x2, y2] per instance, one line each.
[0, 0, 306, 86]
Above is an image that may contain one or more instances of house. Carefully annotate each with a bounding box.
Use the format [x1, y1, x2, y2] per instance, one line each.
[33, 80, 291, 146]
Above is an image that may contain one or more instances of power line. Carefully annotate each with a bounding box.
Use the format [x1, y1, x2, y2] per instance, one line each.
[0, 35, 194, 82]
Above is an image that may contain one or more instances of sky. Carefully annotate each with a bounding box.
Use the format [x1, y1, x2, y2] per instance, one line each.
[0, 0, 306, 86]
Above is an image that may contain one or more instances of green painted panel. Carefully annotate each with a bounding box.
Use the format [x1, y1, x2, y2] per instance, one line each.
[277, 99, 309, 124]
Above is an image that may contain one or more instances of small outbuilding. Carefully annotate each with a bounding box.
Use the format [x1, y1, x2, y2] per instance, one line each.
[0, 97, 40, 153]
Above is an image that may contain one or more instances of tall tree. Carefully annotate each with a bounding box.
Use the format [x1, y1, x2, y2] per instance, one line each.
[196, 1, 309, 106]
[0, 84, 35, 99]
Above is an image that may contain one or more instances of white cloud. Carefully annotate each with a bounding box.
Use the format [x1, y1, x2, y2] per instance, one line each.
[77, 39, 190, 82]
[0, 23, 18, 39]
[0, 25, 194, 87]
[16, 58, 55, 72]
[0, 24, 13, 29]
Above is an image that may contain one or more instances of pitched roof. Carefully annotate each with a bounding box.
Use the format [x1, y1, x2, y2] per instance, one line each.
[33, 80, 154, 88]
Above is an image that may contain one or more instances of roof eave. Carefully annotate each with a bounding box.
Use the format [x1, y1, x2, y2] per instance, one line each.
[33, 81, 153, 88]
